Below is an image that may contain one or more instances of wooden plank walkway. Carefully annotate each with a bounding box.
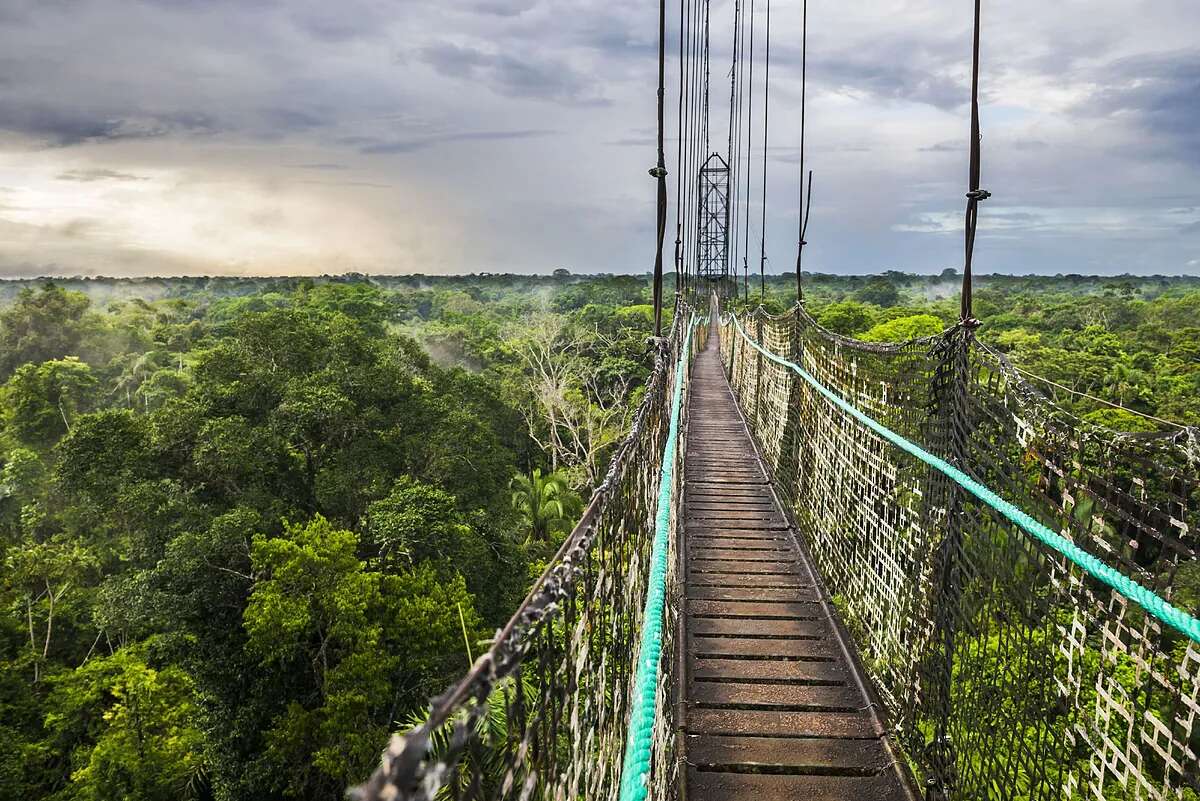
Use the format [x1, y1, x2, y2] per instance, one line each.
[677, 325, 915, 801]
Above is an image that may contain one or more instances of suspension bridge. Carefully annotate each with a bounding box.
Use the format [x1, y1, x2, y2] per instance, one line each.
[348, 0, 1200, 798]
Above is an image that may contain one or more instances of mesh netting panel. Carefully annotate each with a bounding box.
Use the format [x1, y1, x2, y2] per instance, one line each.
[351, 304, 710, 801]
[721, 306, 1200, 801]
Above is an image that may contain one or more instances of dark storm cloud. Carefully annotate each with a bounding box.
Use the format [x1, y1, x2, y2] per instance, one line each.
[1082, 49, 1200, 159]
[420, 41, 609, 105]
[817, 56, 965, 110]
[774, 33, 967, 110]
[0, 101, 219, 147]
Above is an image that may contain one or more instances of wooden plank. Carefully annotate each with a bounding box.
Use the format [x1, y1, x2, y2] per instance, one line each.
[689, 548, 797, 560]
[686, 709, 876, 739]
[689, 562, 805, 575]
[688, 575, 810, 589]
[689, 656, 848, 684]
[687, 600, 821, 619]
[685, 769, 905, 801]
[689, 681, 863, 711]
[686, 734, 893, 773]
[688, 617, 829, 639]
[688, 635, 837, 660]
[686, 586, 820, 603]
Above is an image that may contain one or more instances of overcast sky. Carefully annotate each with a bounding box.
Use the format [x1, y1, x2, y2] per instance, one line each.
[0, 0, 1197, 277]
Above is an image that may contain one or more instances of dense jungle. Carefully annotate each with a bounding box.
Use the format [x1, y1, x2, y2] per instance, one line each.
[0, 270, 1196, 801]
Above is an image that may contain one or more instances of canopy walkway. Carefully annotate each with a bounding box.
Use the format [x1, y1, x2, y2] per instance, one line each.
[352, 300, 1200, 801]
[678, 324, 914, 800]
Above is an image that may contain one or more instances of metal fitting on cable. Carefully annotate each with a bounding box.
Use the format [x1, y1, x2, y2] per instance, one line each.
[966, 188, 991, 201]
[649, 166, 668, 178]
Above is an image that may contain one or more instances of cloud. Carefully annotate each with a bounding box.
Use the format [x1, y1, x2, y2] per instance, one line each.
[1081, 49, 1200, 160]
[0, 102, 219, 147]
[0, 0, 1198, 277]
[57, 168, 148, 182]
[290, 162, 350, 171]
[420, 41, 609, 105]
[355, 128, 556, 155]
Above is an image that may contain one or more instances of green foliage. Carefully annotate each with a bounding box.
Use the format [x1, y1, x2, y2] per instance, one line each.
[860, 314, 945, 342]
[1080, 407, 1160, 432]
[509, 468, 582, 548]
[854, 277, 901, 307]
[42, 648, 206, 801]
[815, 300, 876, 335]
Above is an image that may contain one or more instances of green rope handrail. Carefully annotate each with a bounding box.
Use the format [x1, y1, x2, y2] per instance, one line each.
[729, 313, 1200, 645]
[618, 316, 696, 801]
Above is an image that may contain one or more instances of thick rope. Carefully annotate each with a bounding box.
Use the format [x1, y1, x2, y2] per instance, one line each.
[618, 317, 697, 801]
[730, 313, 1200, 645]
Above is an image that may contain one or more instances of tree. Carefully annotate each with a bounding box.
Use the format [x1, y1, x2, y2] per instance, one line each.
[244, 516, 393, 797]
[860, 314, 944, 343]
[854, 278, 900, 307]
[815, 301, 875, 336]
[3, 535, 98, 682]
[3, 358, 97, 449]
[366, 478, 473, 568]
[42, 649, 206, 801]
[509, 469, 582, 547]
[243, 516, 481, 798]
[0, 284, 93, 380]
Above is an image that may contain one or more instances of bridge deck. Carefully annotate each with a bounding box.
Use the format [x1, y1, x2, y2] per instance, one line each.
[678, 326, 914, 801]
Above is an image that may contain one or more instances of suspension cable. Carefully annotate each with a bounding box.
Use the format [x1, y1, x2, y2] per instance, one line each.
[758, 0, 770, 304]
[794, 0, 812, 304]
[729, 0, 745, 297]
[742, 0, 755, 301]
[726, 0, 741, 288]
[960, 0, 988, 322]
[702, 0, 710, 153]
[724, 0, 744, 297]
[650, 0, 668, 335]
[675, 0, 690, 297]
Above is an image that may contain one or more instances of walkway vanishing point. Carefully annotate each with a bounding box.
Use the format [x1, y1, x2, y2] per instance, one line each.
[678, 325, 915, 801]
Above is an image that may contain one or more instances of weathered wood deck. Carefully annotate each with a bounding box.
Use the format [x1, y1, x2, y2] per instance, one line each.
[677, 325, 915, 801]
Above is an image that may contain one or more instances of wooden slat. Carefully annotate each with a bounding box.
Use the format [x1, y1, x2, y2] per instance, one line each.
[686, 734, 893, 773]
[689, 656, 848, 684]
[686, 769, 905, 801]
[687, 599, 820, 619]
[686, 709, 876, 739]
[688, 617, 829, 638]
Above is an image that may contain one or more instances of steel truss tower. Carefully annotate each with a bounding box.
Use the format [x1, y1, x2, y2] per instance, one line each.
[696, 153, 730, 288]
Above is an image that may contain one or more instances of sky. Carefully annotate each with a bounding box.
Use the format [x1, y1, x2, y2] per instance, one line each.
[0, 0, 1197, 278]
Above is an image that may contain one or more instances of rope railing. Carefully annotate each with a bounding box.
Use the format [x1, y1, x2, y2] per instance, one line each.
[349, 301, 707, 801]
[721, 305, 1200, 801]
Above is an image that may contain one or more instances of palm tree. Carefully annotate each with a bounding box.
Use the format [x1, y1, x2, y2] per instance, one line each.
[509, 469, 581, 546]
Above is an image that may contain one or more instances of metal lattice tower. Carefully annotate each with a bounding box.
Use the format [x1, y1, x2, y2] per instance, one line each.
[696, 153, 729, 286]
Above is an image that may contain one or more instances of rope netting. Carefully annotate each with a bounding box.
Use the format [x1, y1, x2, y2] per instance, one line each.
[722, 306, 1200, 801]
[350, 301, 709, 801]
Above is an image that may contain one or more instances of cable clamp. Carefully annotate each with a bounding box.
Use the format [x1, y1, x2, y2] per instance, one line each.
[648, 166, 668, 178]
[966, 188, 991, 202]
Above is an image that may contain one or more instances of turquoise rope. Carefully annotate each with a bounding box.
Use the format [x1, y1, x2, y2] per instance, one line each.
[618, 318, 696, 801]
[730, 314, 1200, 644]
